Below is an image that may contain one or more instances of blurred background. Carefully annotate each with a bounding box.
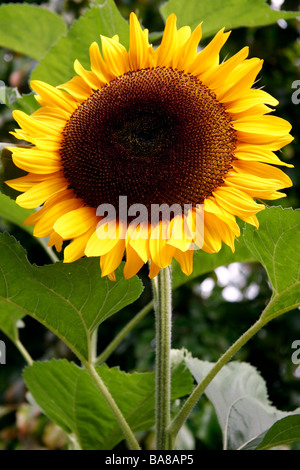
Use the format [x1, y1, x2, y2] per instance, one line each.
[0, 0, 299, 450]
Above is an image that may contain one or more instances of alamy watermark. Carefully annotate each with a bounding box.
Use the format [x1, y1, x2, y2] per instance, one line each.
[291, 80, 300, 105]
[95, 196, 205, 249]
[0, 340, 6, 365]
[0, 80, 6, 105]
[291, 340, 300, 365]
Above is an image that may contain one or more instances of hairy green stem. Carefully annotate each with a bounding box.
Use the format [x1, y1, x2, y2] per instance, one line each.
[15, 339, 34, 366]
[94, 300, 153, 366]
[83, 360, 141, 450]
[167, 316, 268, 439]
[153, 267, 172, 450]
[90, 328, 98, 364]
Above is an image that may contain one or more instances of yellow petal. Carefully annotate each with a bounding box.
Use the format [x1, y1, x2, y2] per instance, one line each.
[149, 260, 161, 279]
[34, 198, 83, 237]
[149, 222, 176, 268]
[124, 243, 146, 279]
[12, 110, 63, 137]
[202, 46, 249, 88]
[101, 35, 129, 76]
[203, 211, 237, 252]
[234, 145, 294, 168]
[23, 189, 75, 226]
[32, 105, 71, 121]
[84, 221, 126, 257]
[30, 80, 77, 113]
[174, 249, 194, 276]
[128, 13, 150, 70]
[187, 28, 230, 76]
[232, 115, 292, 137]
[226, 89, 279, 114]
[27, 137, 62, 151]
[64, 225, 96, 263]
[127, 223, 150, 263]
[204, 198, 240, 236]
[59, 75, 93, 101]
[236, 135, 294, 152]
[172, 23, 202, 69]
[73, 59, 102, 90]
[100, 239, 126, 277]
[11, 148, 61, 174]
[15, 177, 68, 209]
[6, 172, 55, 191]
[167, 214, 193, 251]
[53, 206, 97, 239]
[48, 230, 63, 251]
[231, 160, 293, 187]
[202, 212, 223, 253]
[217, 58, 263, 102]
[212, 186, 265, 222]
[155, 14, 177, 67]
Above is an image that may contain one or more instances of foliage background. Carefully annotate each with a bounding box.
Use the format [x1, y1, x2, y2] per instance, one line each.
[0, 0, 299, 450]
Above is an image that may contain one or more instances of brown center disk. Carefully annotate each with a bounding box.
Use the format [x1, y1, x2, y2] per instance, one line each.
[60, 67, 236, 217]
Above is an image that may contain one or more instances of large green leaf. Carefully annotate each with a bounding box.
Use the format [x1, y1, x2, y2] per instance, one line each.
[23, 357, 194, 449]
[185, 356, 300, 450]
[0, 300, 25, 344]
[160, 0, 299, 39]
[243, 207, 300, 321]
[31, 0, 129, 86]
[0, 3, 67, 61]
[0, 233, 143, 361]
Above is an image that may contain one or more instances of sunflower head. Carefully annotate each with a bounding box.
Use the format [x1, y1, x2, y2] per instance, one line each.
[7, 13, 293, 280]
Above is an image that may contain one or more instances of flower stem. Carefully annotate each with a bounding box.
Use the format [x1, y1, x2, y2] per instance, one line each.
[90, 328, 98, 364]
[83, 360, 141, 450]
[167, 316, 268, 439]
[15, 339, 34, 366]
[153, 266, 172, 450]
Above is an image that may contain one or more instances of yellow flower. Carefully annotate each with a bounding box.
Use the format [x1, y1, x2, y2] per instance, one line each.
[7, 13, 293, 280]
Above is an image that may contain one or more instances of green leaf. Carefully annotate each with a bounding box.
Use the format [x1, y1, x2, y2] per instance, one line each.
[172, 233, 254, 289]
[31, 0, 129, 86]
[1, 87, 40, 114]
[243, 207, 300, 321]
[0, 193, 34, 234]
[0, 3, 67, 61]
[13, 93, 40, 115]
[0, 301, 26, 344]
[185, 357, 300, 450]
[0, 233, 143, 361]
[160, 0, 300, 39]
[23, 357, 194, 449]
[241, 415, 300, 450]
[256, 415, 300, 450]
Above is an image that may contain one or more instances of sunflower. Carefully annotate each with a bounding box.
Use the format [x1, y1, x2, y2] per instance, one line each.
[6, 13, 293, 280]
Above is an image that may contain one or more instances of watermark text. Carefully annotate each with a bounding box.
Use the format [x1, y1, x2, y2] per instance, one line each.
[291, 340, 300, 365]
[291, 80, 300, 105]
[0, 340, 6, 364]
[96, 196, 204, 249]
